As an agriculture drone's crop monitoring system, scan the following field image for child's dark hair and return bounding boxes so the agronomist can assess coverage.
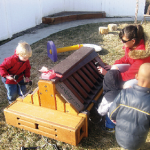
[119,25,144,46]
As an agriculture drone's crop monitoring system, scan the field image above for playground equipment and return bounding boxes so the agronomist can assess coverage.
[4,47,105,146]
[47,41,102,62]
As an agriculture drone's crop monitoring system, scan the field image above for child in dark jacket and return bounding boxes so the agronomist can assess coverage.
[109,63,150,150]
[0,41,32,104]
[97,69,122,132]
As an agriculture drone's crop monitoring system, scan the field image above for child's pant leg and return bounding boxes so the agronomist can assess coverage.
[4,84,18,101]
[114,64,130,73]
[105,114,115,129]
[18,80,26,96]
[114,64,138,88]
[4,80,26,102]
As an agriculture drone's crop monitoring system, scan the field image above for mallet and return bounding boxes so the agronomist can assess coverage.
[47,41,102,62]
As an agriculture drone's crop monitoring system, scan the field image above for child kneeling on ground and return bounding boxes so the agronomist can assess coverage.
[0,41,32,104]
[97,69,122,132]
[109,63,150,150]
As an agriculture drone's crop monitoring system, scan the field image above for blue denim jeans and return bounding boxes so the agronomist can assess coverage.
[105,114,115,129]
[2,77,26,103]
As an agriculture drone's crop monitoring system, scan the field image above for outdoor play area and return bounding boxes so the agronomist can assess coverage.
[1,20,150,150]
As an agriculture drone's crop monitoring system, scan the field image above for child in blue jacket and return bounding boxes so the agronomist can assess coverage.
[109,63,150,150]
[97,69,122,132]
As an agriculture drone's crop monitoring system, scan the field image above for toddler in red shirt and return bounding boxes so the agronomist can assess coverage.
[0,41,32,104]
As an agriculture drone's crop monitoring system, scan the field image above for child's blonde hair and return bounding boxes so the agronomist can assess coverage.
[16,41,32,57]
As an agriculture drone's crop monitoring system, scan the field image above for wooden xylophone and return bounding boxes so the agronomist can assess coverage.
[4,47,104,145]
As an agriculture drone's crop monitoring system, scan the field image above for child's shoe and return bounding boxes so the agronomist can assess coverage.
[8,100,14,104]
[101,125,115,133]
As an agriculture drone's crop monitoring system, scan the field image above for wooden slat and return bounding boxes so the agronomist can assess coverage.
[89,61,103,82]
[81,66,97,83]
[85,63,99,79]
[64,80,85,104]
[90,61,99,74]
[94,56,106,68]
[77,70,95,88]
[55,93,66,112]
[38,80,56,110]
[72,72,92,93]
[68,76,89,99]
[65,103,78,115]
[32,87,41,106]
[23,94,33,104]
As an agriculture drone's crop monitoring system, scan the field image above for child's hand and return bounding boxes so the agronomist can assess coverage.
[104,65,112,71]
[111,65,119,70]
[97,66,107,75]
[5,75,14,80]
[25,77,30,82]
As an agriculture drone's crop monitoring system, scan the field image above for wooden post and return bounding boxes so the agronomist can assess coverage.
[134,0,139,24]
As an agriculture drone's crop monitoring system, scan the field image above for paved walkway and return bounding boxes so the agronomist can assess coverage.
[0,17,137,64]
